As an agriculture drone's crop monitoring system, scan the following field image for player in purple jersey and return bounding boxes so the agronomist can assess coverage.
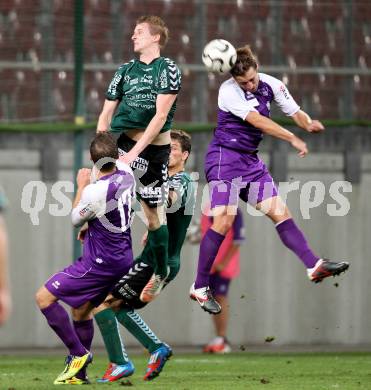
[190,45,349,314]
[35,133,135,384]
[91,130,194,383]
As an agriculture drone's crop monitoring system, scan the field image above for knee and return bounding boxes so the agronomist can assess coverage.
[262,196,291,223]
[269,208,292,224]
[147,220,159,230]
[72,303,93,321]
[71,308,85,321]
[104,296,122,311]
[221,219,234,233]
[35,286,53,309]
[72,311,92,322]
[144,206,164,230]
[212,218,234,235]
[147,214,161,230]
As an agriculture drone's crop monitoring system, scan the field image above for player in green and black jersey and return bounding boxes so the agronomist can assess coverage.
[96,16,182,301]
[135,130,194,286]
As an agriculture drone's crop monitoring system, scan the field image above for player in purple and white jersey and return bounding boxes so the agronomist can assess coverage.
[190,45,349,314]
[35,133,135,384]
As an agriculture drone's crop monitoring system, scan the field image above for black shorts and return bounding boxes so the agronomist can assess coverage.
[117,133,170,208]
[111,261,154,310]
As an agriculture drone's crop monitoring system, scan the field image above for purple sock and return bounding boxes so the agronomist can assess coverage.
[41,302,86,357]
[73,319,94,379]
[195,229,225,289]
[275,218,319,268]
[73,319,94,351]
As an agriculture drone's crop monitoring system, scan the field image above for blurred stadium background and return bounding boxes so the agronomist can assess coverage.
[1,0,371,122]
[1,0,371,352]
[0,0,370,122]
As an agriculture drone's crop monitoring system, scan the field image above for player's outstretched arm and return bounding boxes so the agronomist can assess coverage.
[291,110,324,133]
[246,111,308,157]
[120,93,177,164]
[96,99,119,133]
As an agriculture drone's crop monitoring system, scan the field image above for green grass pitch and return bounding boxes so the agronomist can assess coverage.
[0,352,370,389]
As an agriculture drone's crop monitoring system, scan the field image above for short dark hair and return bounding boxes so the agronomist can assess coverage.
[136,15,169,48]
[171,129,191,155]
[230,45,258,77]
[90,133,119,171]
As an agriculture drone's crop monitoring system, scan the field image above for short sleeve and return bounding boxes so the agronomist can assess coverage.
[218,79,258,120]
[262,74,300,116]
[232,208,245,243]
[105,66,125,101]
[169,173,188,208]
[158,58,181,94]
[71,183,106,227]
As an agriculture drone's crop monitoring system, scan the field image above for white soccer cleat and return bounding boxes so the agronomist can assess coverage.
[189,283,221,314]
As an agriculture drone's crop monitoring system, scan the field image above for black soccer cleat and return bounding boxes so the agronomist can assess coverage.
[307,258,350,283]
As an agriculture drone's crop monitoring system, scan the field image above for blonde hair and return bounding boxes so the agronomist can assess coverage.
[230,45,258,76]
[136,15,169,48]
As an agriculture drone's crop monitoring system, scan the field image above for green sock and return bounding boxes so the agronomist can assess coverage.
[147,225,169,278]
[135,243,155,269]
[115,308,162,354]
[167,255,181,283]
[94,308,129,365]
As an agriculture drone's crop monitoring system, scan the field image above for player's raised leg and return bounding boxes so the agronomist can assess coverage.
[259,195,350,282]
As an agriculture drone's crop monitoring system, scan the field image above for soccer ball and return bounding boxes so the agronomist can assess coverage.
[202,39,237,73]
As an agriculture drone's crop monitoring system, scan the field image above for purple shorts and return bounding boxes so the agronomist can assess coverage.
[45,257,132,309]
[209,273,231,297]
[205,143,278,209]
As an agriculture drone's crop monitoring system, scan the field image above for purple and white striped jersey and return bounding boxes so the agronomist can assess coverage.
[214,73,300,152]
[71,161,135,267]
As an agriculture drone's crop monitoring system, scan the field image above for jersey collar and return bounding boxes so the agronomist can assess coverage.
[137,56,162,66]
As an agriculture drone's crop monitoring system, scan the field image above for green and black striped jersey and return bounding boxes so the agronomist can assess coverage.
[106,57,181,134]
